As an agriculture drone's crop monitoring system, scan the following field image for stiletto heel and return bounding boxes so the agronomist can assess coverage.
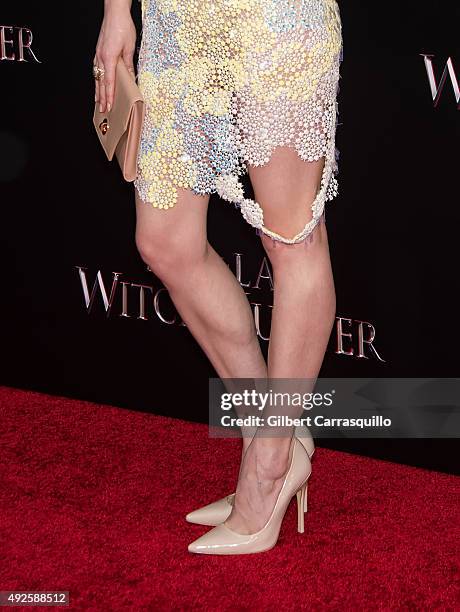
[188,438,312,555]
[296,481,308,533]
[186,425,315,526]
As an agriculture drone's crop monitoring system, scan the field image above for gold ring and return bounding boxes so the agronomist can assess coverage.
[93,65,105,81]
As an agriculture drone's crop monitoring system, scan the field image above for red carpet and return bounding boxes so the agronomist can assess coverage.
[0,386,458,610]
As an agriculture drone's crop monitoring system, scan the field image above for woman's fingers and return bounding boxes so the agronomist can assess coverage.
[122,47,135,77]
[94,53,108,113]
[98,49,134,112]
[93,55,100,104]
[98,66,107,113]
[101,56,117,113]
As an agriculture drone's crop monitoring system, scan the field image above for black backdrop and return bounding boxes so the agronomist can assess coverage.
[1,2,459,473]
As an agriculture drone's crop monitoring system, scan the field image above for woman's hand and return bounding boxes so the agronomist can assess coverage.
[94,7,136,113]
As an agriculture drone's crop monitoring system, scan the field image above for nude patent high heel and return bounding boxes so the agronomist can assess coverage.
[296,481,308,533]
[185,425,314,526]
[188,438,311,555]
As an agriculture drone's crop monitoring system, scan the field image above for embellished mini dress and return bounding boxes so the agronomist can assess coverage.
[134,0,343,244]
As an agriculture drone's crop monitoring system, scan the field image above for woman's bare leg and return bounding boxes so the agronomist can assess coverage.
[226,147,336,534]
[135,188,266,445]
[135,188,267,379]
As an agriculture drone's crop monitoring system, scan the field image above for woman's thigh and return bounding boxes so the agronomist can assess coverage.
[248,147,325,242]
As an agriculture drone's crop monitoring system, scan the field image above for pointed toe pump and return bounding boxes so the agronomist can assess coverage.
[185,495,235,527]
[188,437,312,555]
[186,425,314,527]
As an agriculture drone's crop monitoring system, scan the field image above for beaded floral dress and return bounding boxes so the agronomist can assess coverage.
[134,0,343,244]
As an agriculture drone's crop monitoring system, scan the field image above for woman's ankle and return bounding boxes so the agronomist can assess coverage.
[251,436,293,481]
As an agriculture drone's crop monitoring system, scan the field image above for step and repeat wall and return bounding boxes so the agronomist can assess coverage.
[1,2,459,471]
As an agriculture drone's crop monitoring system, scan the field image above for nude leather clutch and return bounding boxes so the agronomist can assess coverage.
[93,57,145,182]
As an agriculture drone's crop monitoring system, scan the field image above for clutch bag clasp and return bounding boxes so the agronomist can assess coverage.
[99,118,109,135]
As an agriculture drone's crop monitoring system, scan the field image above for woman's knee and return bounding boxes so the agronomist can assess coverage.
[262,223,335,313]
[135,229,207,281]
[134,190,209,281]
